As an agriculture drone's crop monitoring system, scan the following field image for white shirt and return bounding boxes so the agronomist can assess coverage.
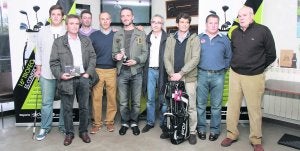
[149,32,162,67]
[35,24,66,79]
[68,34,85,73]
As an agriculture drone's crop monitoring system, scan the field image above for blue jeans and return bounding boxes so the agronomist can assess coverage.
[146,68,167,127]
[196,69,225,134]
[39,76,64,131]
[61,77,90,135]
[118,69,142,126]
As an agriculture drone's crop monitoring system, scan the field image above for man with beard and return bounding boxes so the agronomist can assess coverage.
[112,7,148,136]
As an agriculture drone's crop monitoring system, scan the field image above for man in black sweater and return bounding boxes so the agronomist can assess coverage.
[89,11,117,134]
[221,6,276,151]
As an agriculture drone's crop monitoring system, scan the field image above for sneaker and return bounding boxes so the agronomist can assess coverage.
[36,129,48,141]
[90,125,101,134]
[221,138,237,147]
[188,134,197,145]
[142,124,154,133]
[106,124,114,132]
[253,144,264,151]
[131,126,140,136]
[197,131,206,140]
[208,133,219,141]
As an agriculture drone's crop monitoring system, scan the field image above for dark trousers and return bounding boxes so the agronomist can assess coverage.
[118,69,142,126]
[61,77,90,135]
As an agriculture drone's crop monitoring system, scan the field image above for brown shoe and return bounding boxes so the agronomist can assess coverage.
[107,124,114,132]
[221,138,237,147]
[90,125,101,134]
[253,144,264,151]
[63,134,74,146]
[79,132,91,143]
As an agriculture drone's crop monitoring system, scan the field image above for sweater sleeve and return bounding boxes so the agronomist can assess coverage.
[35,29,43,66]
[224,36,232,69]
[264,27,277,68]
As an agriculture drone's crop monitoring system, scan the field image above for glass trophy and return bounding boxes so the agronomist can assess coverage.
[65,65,80,77]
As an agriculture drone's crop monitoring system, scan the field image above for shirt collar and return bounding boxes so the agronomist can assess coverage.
[175,31,190,41]
[80,27,93,34]
[202,31,222,38]
[100,27,112,35]
[68,33,79,40]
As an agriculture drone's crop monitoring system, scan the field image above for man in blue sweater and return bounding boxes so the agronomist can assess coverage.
[89,11,117,134]
[196,14,232,142]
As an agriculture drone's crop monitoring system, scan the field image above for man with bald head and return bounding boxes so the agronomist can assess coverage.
[221,6,276,151]
[89,11,117,134]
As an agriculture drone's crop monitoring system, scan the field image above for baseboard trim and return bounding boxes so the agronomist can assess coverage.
[263,117,300,129]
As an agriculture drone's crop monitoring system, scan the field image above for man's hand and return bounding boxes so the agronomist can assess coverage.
[82,73,89,78]
[35,65,41,78]
[114,50,125,61]
[136,25,144,31]
[123,59,137,66]
[61,73,73,80]
[169,73,182,81]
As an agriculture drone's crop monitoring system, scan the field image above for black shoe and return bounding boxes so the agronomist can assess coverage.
[142,124,154,133]
[79,132,91,143]
[119,126,128,135]
[160,132,169,139]
[188,134,197,145]
[197,131,206,140]
[132,126,140,136]
[209,133,219,141]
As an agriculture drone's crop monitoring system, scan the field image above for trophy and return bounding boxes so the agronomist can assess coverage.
[65,65,80,77]
[120,48,128,63]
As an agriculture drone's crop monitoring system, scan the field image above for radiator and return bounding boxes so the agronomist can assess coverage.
[263,91,300,124]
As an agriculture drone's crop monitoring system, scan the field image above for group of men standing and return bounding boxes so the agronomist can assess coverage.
[34,4,276,151]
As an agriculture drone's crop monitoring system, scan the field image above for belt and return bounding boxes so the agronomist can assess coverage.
[149,67,159,70]
[200,68,224,73]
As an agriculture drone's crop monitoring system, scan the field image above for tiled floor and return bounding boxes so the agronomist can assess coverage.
[0,115,299,151]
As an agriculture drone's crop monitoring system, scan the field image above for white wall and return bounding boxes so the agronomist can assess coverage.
[76,0,100,29]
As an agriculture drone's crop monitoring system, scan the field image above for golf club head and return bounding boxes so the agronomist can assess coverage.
[222,5,229,12]
[20,22,28,27]
[225,21,231,26]
[209,10,217,15]
[221,23,229,29]
[33,25,40,31]
[19,10,27,15]
[37,22,44,26]
[19,23,28,30]
[33,6,40,12]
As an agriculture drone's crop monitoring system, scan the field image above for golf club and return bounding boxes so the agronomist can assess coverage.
[221,21,231,31]
[33,25,40,31]
[19,23,28,30]
[37,22,43,27]
[33,6,40,25]
[222,5,229,23]
[209,10,217,15]
[20,10,31,29]
[32,84,39,140]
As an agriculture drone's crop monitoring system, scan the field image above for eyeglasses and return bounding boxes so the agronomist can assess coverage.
[151,21,163,25]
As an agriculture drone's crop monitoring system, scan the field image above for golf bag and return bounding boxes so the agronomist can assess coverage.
[164,81,190,145]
